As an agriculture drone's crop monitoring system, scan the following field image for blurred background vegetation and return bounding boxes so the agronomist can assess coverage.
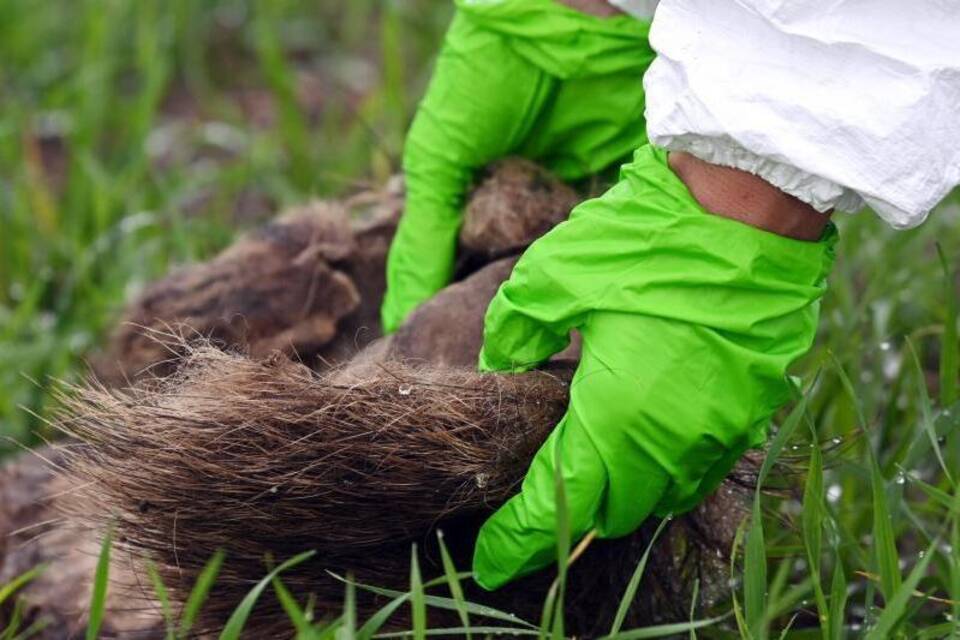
[0,0,451,453]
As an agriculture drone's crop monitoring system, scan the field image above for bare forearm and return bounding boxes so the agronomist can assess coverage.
[668,152,831,242]
[555,0,624,17]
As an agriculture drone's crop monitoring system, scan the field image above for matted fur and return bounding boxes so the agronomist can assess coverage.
[55,344,580,633]
[53,343,748,636]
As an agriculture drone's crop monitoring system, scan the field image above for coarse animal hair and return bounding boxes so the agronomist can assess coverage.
[55,342,579,634]
[53,341,750,636]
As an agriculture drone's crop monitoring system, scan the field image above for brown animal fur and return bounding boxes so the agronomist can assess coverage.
[56,345,749,636]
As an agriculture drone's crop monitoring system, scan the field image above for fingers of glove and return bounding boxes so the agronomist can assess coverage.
[382,17,553,333]
[477,192,626,371]
[382,214,460,332]
[478,279,578,372]
[576,310,772,523]
[565,356,672,539]
[654,443,751,518]
[472,411,607,591]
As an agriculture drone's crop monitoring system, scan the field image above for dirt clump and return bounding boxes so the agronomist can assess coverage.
[94,160,579,383]
[459,158,581,258]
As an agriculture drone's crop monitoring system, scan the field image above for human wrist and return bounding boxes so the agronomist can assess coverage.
[667,151,831,242]
[555,0,624,17]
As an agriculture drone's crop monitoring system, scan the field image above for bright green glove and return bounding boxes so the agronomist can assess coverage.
[472,145,838,590]
[380,0,655,333]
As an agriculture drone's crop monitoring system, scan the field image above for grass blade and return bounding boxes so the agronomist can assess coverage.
[864,539,938,639]
[599,614,728,639]
[0,565,46,607]
[802,420,828,635]
[744,393,810,639]
[219,550,316,640]
[373,627,540,638]
[730,520,749,639]
[831,356,904,604]
[688,579,700,640]
[271,577,311,636]
[178,549,225,639]
[744,494,767,640]
[869,446,902,603]
[907,338,953,485]
[85,528,112,640]
[610,517,672,634]
[2,596,24,640]
[951,517,960,637]
[146,561,175,640]
[906,471,958,513]
[552,441,570,640]
[540,441,571,639]
[937,244,958,408]
[342,571,357,640]
[357,594,410,640]
[409,545,426,640]
[436,530,470,636]
[328,573,537,629]
[828,551,847,640]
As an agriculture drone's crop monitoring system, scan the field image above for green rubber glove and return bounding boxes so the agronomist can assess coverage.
[380,0,655,333]
[473,145,838,590]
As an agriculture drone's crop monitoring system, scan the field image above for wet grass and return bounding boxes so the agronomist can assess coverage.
[2,0,960,636]
[0,0,449,452]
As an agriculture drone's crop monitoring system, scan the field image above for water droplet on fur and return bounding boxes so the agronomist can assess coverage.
[270,485,279,494]
[398,384,412,396]
[475,473,489,489]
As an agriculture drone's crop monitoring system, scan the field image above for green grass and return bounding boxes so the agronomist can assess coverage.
[0,0,450,453]
[3,0,960,637]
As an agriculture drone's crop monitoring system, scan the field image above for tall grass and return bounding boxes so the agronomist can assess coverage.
[2,0,960,636]
[0,0,450,453]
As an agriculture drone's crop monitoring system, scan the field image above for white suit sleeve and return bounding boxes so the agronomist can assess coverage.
[643,0,960,228]
[607,0,658,19]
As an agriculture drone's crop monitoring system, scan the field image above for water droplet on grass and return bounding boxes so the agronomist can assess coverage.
[827,484,843,503]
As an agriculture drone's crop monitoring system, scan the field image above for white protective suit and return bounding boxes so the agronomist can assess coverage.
[609,0,960,228]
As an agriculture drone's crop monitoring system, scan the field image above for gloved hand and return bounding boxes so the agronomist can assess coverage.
[473,145,838,589]
[380,0,655,333]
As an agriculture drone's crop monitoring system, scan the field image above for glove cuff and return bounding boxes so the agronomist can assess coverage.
[454,0,654,79]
